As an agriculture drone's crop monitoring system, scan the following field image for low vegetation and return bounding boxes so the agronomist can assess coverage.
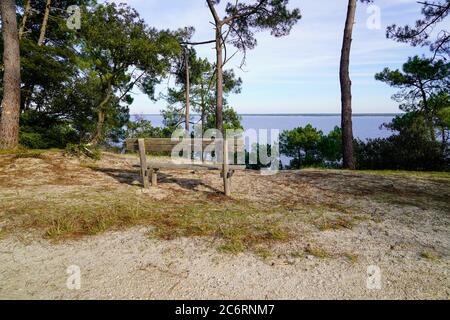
[1,151,449,259]
[1,186,296,255]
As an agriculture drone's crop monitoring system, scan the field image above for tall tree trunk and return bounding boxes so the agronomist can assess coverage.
[206,0,224,133]
[19,0,32,39]
[184,48,190,133]
[201,98,206,161]
[91,85,112,146]
[340,0,357,170]
[419,85,436,142]
[0,0,22,150]
[215,26,224,133]
[38,0,51,46]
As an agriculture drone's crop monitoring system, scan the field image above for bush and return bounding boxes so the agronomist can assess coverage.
[19,132,48,149]
[355,136,447,171]
[125,118,170,139]
[355,114,449,171]
[19,110,79,149]
[280,125,342,169]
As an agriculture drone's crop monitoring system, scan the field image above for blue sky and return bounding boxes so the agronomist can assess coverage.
[110,0,434,114]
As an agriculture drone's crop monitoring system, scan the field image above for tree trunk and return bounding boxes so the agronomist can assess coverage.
[38,0,51,46]
[215,25,224,133]
[19,0,32,39]
[340,0,357,170]
[200,83,206,132]
[419,85,436,142]
[90,85,112,146]
[0,0,22,150]
[184,48,190,133]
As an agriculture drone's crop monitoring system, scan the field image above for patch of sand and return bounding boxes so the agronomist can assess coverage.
[0,151,448,299]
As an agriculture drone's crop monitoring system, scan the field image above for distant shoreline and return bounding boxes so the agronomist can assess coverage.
[132,113,400,117]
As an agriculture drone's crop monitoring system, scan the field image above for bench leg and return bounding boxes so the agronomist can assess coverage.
[138,139,149,189]
[142,168,150,189]
[223,169,231,196]
[151,169,158,187]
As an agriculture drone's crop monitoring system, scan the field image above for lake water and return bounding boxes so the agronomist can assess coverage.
[134,114,396,141]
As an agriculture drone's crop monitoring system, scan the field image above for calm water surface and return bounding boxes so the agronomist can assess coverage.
[134,114,396,141]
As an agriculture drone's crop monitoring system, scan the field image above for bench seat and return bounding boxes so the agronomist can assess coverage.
[126,137,246,196]
[145,161,246,171]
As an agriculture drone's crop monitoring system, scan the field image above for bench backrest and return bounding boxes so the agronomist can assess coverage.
[125,138,245,154]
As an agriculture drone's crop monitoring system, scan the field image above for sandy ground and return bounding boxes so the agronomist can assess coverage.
[0,152,449,299]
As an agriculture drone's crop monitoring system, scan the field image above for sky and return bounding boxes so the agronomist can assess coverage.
[109,0,437,115]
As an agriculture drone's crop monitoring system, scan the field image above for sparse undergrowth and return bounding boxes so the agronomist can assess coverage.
[304,244,330,259]
[1,150,449,259]
[420,250,440,261]
[0,187,296,255]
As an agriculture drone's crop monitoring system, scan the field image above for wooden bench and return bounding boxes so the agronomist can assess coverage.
[125,137,246,196]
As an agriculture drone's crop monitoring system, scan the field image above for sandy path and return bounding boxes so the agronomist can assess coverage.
[0,225,448,300]
[0,152,448,299]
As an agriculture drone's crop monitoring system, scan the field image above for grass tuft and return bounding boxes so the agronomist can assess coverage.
[305,245,330,259]
[315,216,355,231]
[420,250,440,261]
[343,252,359,263]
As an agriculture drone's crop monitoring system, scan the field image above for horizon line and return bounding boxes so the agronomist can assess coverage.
[131,113,401,117]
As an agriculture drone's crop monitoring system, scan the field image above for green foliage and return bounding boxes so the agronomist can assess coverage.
[163,50,243,133]
[245,143,272,170]
[386,0,449,58]
[318,127,343,163]
[371,55,449,171]
[3,1,181,149]
[125,118,171,139]
[19,110,78,149]
[223,0,302,51]
[206,105,243,132]
[78,3,180,144]
[280,124,323,168]
[355,113,448,171]
[375,56,449,142]
[280,125,342,169]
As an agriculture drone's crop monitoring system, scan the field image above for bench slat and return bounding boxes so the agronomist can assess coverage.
[133,162,246,171]
[126,138,245,154]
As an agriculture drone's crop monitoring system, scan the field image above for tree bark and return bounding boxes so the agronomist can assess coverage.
[340,0,357,170]
[90,84,112,146]
[184,48,190,133]
[215,25,224,133]
[418,83,436,142]
[206,0,224,133]
[38,0,51,46]
[0,0,22,150]
[19,0,32,39]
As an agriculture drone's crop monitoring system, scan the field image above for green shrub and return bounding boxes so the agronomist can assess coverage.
[19,110,79,149]
[19,132,49,149]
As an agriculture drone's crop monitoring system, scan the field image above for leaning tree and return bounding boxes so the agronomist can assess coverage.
[185,0,301,133]
[79,3,180,146]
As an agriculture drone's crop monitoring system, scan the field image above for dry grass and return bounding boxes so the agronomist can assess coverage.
[420,250,440,261]
[0,186,296,255]
[1,150,449,257]
[304,244,330,259]
[343,252,359,264]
